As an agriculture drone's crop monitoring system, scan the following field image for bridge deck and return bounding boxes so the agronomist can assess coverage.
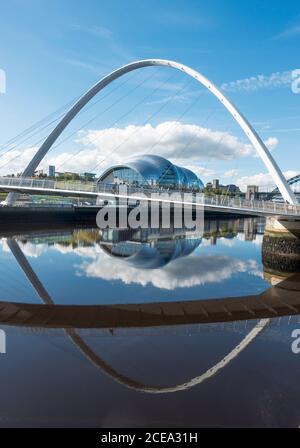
[0,177,299,218]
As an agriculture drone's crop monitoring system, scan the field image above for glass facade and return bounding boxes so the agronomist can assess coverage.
[98,154,204,191]
[111,168,146,186]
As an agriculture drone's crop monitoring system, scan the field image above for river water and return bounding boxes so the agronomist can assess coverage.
[0,216,299,427]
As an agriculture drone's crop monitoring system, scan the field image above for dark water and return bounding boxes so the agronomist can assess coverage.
[0,217,299,428]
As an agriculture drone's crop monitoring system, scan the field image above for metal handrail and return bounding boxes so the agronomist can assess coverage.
[0,176,299,216]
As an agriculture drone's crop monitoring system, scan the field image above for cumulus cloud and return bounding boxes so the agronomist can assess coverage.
[0,146,38,176]
[77,122,255,164]
[0,122,279,182]
[224,169,239,178]
[237,170,298,192]
[263,137,278,151]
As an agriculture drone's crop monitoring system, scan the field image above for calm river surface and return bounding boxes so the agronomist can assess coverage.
[0,216,299,427]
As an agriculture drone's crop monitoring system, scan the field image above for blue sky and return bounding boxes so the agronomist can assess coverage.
[0,0,299,190]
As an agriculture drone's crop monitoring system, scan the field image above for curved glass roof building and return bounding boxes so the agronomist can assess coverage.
[98,154,204,191]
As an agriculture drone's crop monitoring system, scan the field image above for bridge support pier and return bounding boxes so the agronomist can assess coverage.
[263,217,300,277]
[265,216,300,238]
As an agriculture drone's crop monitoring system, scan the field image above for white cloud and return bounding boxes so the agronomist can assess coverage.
[0,146,38,176]
[184,164,215,179]
[221,70,295,92]
[264,137,278,151]
[74,121,254,169]
[0,122,278,180]
[79,253,261,290]
[237,170,298,192]
[224,169,239,178]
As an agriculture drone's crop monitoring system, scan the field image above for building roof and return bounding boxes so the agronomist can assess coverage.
[98,154,203,189]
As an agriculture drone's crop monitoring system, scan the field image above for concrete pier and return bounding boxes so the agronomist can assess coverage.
[265,216,300,237]
[263,218,300,274]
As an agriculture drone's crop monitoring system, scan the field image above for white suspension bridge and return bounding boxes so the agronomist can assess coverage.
[0,58,299,224]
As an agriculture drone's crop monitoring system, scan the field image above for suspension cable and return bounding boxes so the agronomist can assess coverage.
[50,70,162,172]
[0,72,145,173]
[89,77,194,174]
[0,71,140,164]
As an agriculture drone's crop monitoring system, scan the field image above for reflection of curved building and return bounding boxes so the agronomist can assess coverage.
[99,227,202,269]
[98,154,204,191]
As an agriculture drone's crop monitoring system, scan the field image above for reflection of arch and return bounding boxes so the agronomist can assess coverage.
[5,239,291,394]
[67,320,269,394]
[6,59,296,205]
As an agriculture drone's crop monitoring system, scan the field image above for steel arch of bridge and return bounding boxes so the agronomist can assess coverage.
[271,174,300,194]
[6,59,297,205]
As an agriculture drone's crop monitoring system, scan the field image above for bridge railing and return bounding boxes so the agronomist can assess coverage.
[203,194,300,215]
[0,176,98,193]
[0,176,299,216]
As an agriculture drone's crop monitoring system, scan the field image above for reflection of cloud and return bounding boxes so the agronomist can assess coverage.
[79,254,262,290]
[218,238,236,248]
[2,238,263,290]
[0,239,48,258]
[17,243,48,258]
[52,244,102,259]
[0,240,102,260]
[0,239,11,253]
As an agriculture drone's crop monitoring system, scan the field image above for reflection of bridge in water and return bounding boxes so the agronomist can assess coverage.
[1,225,299,394]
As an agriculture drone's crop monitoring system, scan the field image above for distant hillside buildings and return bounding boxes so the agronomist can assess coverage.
[205,178,241,195]
[10,164,266,200]
[35,166,97,182]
